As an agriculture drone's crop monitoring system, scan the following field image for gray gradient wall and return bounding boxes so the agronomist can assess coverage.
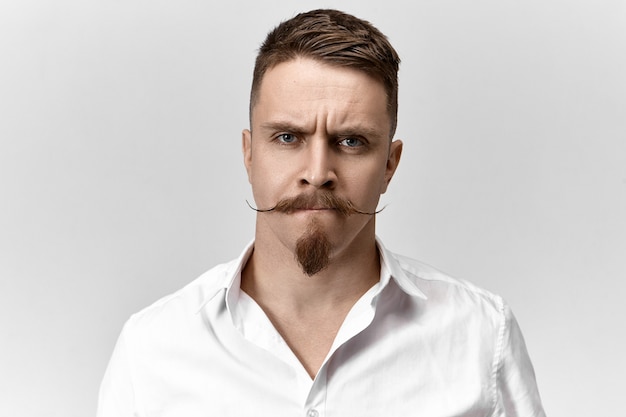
[1,1,624,416]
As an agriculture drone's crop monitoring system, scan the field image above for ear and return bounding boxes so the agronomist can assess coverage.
[381,139,402,194]
[242,129,253,183]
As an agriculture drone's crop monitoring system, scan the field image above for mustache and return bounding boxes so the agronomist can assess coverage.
[246,192,385,216]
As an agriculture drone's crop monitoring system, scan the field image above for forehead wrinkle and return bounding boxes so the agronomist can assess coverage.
[259,115,382,141]
[253,59,389,139]
[324,104,385,140]
[258,107,385,142]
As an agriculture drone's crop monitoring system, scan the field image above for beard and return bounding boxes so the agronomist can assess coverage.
[295,220,331,276]
[246,190,381,275]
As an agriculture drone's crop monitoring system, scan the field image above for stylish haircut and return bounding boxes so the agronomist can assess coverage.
[250,9,401,138]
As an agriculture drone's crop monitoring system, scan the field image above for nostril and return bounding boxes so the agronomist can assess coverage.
[299,178,335,189]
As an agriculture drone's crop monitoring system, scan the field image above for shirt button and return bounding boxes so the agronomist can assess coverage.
[307,409,319,417]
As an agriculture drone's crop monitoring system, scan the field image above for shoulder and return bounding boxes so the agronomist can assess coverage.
[122,258,236,337]
[387,250,507,322]
[393,252,500,298]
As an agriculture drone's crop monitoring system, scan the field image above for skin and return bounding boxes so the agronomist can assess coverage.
[241,57,402,378]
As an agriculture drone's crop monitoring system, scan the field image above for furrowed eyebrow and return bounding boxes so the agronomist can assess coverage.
[259,121,384,140]
[332,127,382,139]
[259,122,307,135]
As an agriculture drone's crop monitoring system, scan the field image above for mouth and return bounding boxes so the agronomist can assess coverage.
[294,207,335,212]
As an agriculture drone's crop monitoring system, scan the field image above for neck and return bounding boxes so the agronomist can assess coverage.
[241,223,380,315]
[240,218,380,379]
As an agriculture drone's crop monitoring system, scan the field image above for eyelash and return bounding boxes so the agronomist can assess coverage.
[276,133,297,144]
[273,134,367,150]
[338,137,364,148]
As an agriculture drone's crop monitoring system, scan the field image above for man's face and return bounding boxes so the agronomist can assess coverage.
[242,57,402,271]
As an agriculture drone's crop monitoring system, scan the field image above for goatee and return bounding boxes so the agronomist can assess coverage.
[295,222,331,276]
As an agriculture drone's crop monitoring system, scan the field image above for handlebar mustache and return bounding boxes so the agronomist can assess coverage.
[246,192,385,216]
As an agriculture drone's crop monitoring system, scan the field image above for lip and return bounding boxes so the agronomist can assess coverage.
[302,207,334,210]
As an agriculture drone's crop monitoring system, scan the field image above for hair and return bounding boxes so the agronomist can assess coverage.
[250,9,401,138]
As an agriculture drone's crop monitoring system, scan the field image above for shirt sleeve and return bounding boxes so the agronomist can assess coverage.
[97,321,140,417]
[495,303,546,417]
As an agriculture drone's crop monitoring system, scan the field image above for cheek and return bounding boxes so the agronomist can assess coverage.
[343,163,388,203]
[250,158,291,203]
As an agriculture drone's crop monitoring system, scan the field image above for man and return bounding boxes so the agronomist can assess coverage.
[98,9,545,416]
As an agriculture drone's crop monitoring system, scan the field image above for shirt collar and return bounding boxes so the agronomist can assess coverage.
[196,237,427,313]
[195,240,254,313]
[376,237,428,300]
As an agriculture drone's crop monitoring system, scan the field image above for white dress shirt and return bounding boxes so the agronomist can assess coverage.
[98,239,545,417]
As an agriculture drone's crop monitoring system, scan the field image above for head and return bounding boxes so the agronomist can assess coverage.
[250,9,400,138]
[243,10,403,276]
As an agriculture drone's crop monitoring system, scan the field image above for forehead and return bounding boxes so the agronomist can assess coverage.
[252,58,390,134]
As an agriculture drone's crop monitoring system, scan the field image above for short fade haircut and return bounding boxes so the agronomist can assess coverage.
[250,9,401,138]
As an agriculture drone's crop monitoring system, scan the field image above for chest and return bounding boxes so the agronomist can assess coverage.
[134,316,497,417]
[268,312,347,379]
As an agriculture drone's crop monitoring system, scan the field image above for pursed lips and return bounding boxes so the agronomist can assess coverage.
[296,207,335,211]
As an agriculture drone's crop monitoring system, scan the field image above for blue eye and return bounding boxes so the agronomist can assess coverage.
[339,137,363,147]
[277,133,297,144]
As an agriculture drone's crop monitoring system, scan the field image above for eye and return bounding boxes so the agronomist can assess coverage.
[338,137,364,148]
[276,133,297,144]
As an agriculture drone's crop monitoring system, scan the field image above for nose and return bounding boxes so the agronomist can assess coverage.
[300,139,337,189]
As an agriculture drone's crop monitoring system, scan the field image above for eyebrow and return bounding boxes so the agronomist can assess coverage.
[259,121,307,135]
[258,121,385,140]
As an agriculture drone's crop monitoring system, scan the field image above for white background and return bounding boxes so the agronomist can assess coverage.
[1,1,624,416]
